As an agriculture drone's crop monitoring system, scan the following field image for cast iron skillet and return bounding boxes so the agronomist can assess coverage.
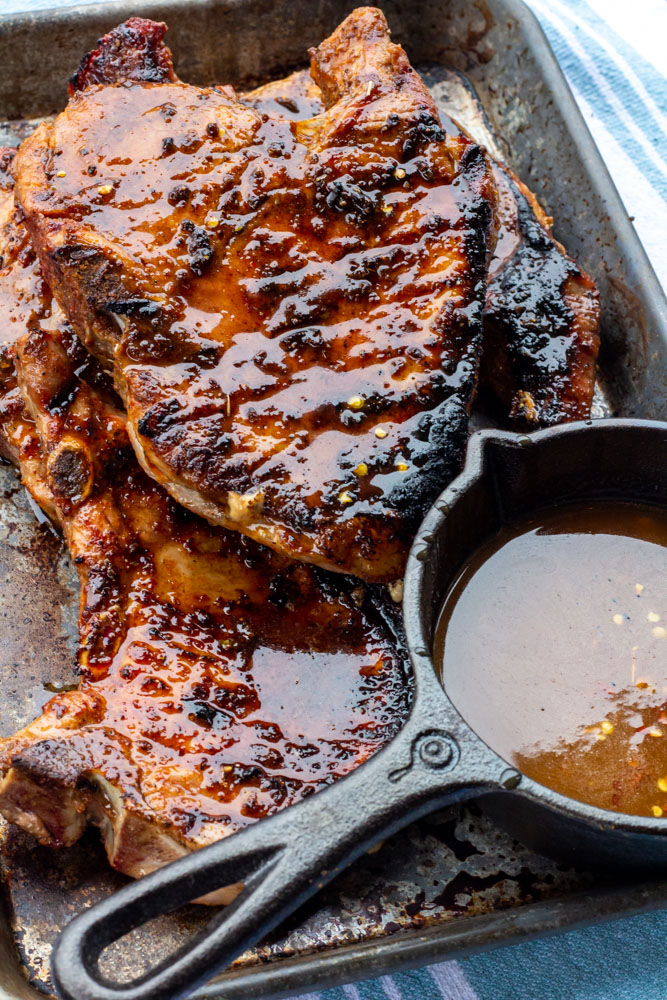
[52,419,667,1000]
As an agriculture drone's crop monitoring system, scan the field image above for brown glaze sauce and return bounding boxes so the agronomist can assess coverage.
[0,323,412,849]
[435,502,667,817]
[15,12,497,580]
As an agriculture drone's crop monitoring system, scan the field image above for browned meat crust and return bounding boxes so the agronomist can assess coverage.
[68,16,177,94]
[0,149,23,464]
[15,8,497,582]
[0,143,410,900]
[0,10,599,896]
[0,150,62,481]
[242,70,323,120]
[480,162,600,426]
[0,146,111,481]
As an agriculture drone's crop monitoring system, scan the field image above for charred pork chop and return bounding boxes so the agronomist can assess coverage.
[0,37,410,899]
[0,148,29,466]
[68,16,177,93]
[480,162,600,426]
[15,8,497,582]
[0,320,410,900]
[244,71,600,428]
[0,147,103,506]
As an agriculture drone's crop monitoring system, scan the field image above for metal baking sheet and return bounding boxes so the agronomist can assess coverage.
[0,1,665,997]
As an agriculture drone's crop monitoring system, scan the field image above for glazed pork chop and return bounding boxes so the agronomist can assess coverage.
[244,71,600,428]
[0,321,410,900]
[0,147,105,508]
[0,34,410,899]
[68,15,177,93]
[0,148,31,467]
[14,8,497,582]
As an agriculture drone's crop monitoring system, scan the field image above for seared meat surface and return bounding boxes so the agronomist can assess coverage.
[0,153,61,536]
[0,318,410,898]
[0,148,27,465]
[0,148,99,488]
[242,69,323,120]
[0,71,410,896]
[480,162,599,426]
[68,16,177,94]
[15,7,497,582]
[244,71,601,428]
[0,9,602,895]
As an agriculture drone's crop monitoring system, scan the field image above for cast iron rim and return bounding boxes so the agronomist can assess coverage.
[403,417,667,839]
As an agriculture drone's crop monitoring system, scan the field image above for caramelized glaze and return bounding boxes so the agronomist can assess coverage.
[0,149,38,463]
[243,69,601,432]
[0,8,604,895]
[242,69,324,121]
[0,322,411,884]
[15,8,497,581]
[68,16,177,94]
[436,502,667,817]
[0,128,411,890]
[0,149,110,502]
[0,149,66,520]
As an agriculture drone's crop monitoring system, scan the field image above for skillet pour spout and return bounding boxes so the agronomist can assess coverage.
[52,420,667,1000]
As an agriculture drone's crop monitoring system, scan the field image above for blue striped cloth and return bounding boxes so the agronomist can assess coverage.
[0,0,665,998]
[527,0,667,287]
[294,909,667,1000]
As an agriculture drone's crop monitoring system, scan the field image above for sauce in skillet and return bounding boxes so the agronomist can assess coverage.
[435,502,667,817]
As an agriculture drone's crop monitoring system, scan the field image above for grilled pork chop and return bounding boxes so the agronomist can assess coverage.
[244,71,600,428]
[0,148,98,507]
[15,8,497,582]
[0,321,410,899]
[0,148,28,466]
[0,46,410,900]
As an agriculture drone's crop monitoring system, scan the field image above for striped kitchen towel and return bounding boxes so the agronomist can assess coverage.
[527,0,667,286]
[293,907,666,1000]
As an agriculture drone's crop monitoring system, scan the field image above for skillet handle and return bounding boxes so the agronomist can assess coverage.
[52,722,504,1000]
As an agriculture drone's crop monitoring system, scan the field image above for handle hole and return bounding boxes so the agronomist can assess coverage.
[98,904,215,985]
[75,845,282,991]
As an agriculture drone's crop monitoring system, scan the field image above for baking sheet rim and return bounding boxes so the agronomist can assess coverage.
[0,0,665,996]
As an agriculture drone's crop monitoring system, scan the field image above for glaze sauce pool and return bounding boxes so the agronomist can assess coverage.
[435,501,667,817]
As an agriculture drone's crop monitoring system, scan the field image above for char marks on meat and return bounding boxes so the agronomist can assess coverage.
[69,16,177,94]
[15,7,498,582]
[244,71,601,430]
[0,39,411,895]
[0,9,601,892]
[0,318,410,902]
[481,162,600,426]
